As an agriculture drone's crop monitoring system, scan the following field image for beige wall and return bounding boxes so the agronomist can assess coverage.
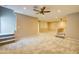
[66,13,79,39]
[16,13,39,39]
[39,19,66,33]
[39,21,48,32]
[48,22,58,32]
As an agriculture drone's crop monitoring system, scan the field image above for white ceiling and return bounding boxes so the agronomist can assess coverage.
[2,5,79,21]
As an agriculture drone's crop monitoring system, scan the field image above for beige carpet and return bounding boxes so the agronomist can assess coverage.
[0,32,79,54]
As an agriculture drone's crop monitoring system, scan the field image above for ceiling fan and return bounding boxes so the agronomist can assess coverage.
[33,6,51,15]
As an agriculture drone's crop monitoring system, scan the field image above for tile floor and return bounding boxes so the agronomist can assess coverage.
[0,32,79,54]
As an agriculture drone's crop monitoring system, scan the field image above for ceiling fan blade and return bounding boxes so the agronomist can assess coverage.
[44,11,51,13]
[33,9,40,12]
[36,13,39,14]
[41,6,46,11]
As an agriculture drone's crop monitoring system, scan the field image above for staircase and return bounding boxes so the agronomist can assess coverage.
[0,34,15,44]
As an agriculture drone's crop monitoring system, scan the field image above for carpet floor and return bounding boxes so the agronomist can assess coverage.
[0,32,79,54]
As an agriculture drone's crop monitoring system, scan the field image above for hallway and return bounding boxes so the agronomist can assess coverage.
[0,32,78,54]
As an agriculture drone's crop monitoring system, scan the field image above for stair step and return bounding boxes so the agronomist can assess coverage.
[0,34,14,37]
[0,34,15,42]
[0,36,15,39]
[0,39,15,43]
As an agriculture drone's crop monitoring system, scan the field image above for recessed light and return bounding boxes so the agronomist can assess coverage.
[23,7,26,10]
[57,9,61,13]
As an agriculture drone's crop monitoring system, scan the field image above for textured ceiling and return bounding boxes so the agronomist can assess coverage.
[2,5,79,21]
